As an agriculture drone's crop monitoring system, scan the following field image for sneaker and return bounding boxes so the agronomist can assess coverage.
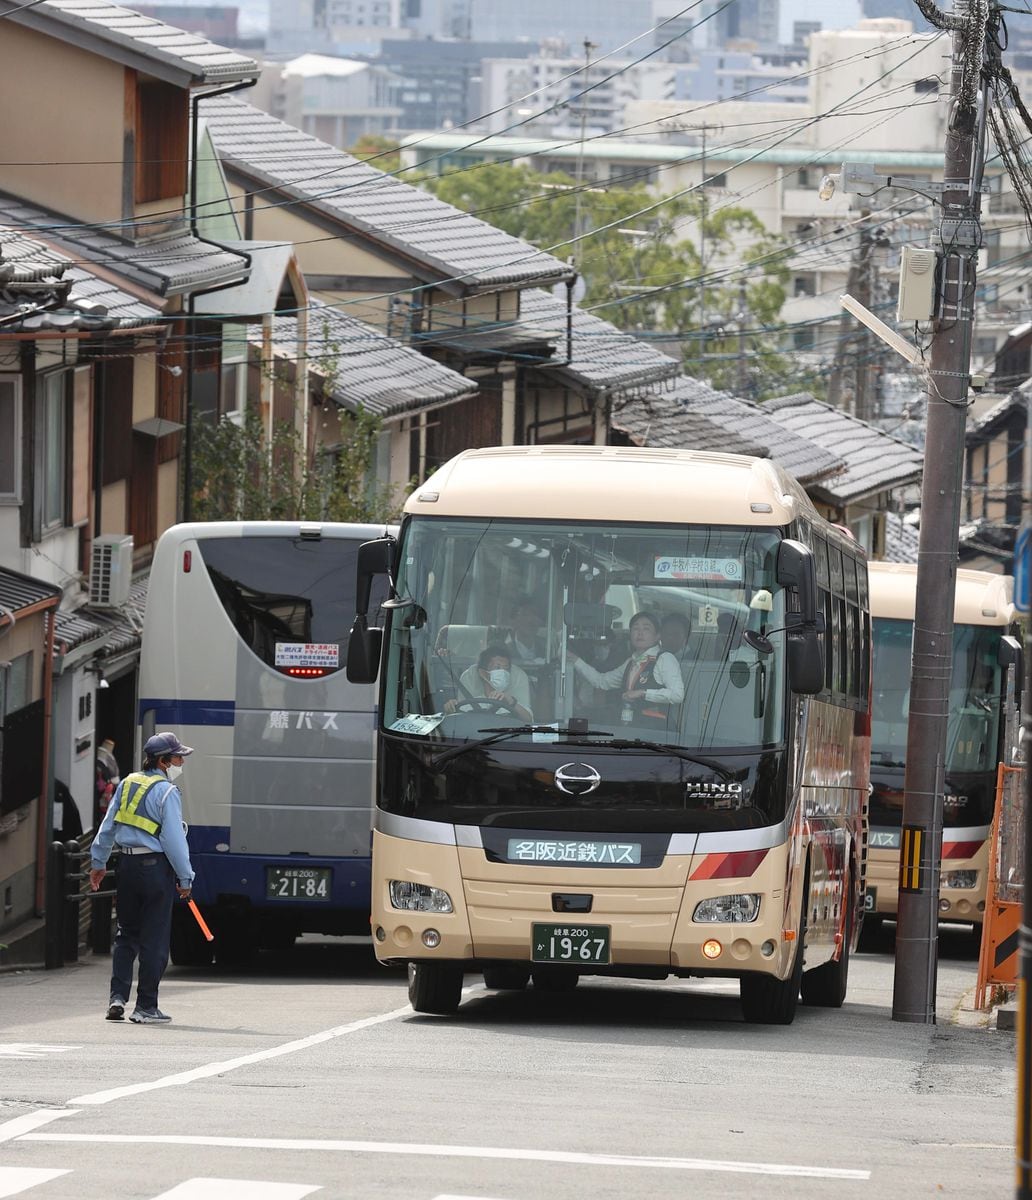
[105,1002,125,1021]
[129,1008,171,1024]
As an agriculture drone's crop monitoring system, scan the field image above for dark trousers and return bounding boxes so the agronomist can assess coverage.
[110,853,175,1011]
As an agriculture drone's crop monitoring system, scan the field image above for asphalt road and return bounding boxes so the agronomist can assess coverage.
[0,922,1014,1199]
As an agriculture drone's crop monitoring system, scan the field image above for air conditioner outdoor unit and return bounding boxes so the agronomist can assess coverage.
[90,534,133,608]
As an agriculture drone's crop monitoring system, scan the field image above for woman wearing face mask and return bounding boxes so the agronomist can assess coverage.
[88,731,195,1025]
[446,645,534,721]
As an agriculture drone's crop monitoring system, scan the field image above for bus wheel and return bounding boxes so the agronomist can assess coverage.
[740,902,806,1025]
[801,899,851,1008]
[531,968,579,992]
[170,906,213,967]
[483,965,530,990]
[408,962,463,1014]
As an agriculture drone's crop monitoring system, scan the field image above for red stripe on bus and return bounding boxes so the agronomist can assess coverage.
[690,848,769,881]
[941,840,983,859]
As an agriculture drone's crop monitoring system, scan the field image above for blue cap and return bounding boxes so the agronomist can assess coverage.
[144,731,194,758]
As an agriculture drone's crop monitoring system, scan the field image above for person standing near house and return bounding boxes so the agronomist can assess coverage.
[95,736,120,821]
[89,732,195,1024]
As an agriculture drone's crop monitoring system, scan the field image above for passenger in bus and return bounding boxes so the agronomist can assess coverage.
[659,613,693,683]
[501,596,551,665]
[444,645,534,721]
[88,731,196,1025]
[569,611,684,728]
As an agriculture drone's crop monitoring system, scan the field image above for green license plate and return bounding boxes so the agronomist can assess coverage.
[266,866,331,901]
[532,923,611,964]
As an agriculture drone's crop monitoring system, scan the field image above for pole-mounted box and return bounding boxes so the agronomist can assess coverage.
[896,245,938,322]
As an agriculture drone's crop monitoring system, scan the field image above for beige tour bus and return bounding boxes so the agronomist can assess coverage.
[867,562,1021,934]
[348,446,871,1024]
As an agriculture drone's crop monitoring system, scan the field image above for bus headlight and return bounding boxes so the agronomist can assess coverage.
[692,893,761,923]
[941,870,977,890]
[389,880,454,913]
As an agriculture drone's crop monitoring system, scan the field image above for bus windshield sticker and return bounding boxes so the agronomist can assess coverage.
[532,723,560,743]
[654,556,743,582]
[275,642,340,669]
[388,713,446,735]
[508,838,642,865]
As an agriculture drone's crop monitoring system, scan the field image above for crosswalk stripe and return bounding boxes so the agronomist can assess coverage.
[151,1180,320,1199]
[0,1110,75,1144]
[21,1133,870,1180]
[0,1168,71,1198]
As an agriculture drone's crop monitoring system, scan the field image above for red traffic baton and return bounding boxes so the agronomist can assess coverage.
[188,898,214,942]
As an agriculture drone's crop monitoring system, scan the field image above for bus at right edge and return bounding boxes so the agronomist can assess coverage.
[867,562,1022,938]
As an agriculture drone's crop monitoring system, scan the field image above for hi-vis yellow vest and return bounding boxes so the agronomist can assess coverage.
[112,773,166,836]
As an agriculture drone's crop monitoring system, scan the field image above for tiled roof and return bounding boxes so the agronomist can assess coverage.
[0,227,161,332]
[763,393,923,503]
[611,389,766,456]
[20,0,258,84]
[260,301,477,420]
[0,567,61,615]
[883,511,920,563]
[202,95,575,291]
[0,194,249,298]
[968,388,1026,438]
[519,290,681,395]
[670,376,844,485]
[54,576,147,662]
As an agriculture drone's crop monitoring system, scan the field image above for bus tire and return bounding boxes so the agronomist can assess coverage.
[801,894,851,1008]
[740,895,806,1025]
[408,962,463,1014]
[483,965,530,990]
[170,906,213,967]
[531,968,579,992]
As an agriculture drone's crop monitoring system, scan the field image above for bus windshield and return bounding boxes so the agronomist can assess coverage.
[871,618,1004,772]
[383,518,787,753]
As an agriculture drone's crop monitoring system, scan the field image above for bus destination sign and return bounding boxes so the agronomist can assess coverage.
[274,642,340,669]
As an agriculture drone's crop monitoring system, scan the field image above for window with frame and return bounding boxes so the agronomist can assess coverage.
[0,376,20,502]
[38,371,69,532]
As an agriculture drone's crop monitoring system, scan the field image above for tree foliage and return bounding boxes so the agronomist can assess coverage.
[425,162,798,397]
[190,404,401,523]
[349,135,402,174]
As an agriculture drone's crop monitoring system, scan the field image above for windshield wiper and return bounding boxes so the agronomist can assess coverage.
[600,739,738,778]
[429,727,614,773]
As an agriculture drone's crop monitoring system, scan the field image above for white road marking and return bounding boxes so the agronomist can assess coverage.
[20,1133,870,1180]
[433,1195,509,1199]
[0,1168,71,1198]
[66,1004,415,1106]
[0,1044,82,1060]
[0,1110,76,1145]
[151,1180,320,1199]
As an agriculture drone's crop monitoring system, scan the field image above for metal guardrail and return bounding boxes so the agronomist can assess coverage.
[44,838,116,970]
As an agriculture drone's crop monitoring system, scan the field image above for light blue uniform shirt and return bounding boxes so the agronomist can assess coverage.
[90,768,195,888]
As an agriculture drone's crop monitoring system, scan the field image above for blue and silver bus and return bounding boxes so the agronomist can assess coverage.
[140,521,390,963]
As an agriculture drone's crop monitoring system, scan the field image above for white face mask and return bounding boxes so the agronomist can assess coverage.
[166,764,183,782]
[487,668,511,691]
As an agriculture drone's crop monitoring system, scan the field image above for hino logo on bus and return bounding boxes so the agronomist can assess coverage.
[554,762,602,796]
[686,781,744,808]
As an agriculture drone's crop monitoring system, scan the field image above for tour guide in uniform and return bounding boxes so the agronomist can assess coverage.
[89,731,195,1024]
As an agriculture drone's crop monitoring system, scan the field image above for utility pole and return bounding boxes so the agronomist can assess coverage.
[828,211,876,419]
[892,0,988,1024]
[572,37,598,260]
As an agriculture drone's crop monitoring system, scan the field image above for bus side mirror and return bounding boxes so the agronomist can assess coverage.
[999,634,1023,704]
[355,537,395,616]
[776,539,818,624]
[786,615,825,695]
[777,540,824,694]
[346,614,382,684]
